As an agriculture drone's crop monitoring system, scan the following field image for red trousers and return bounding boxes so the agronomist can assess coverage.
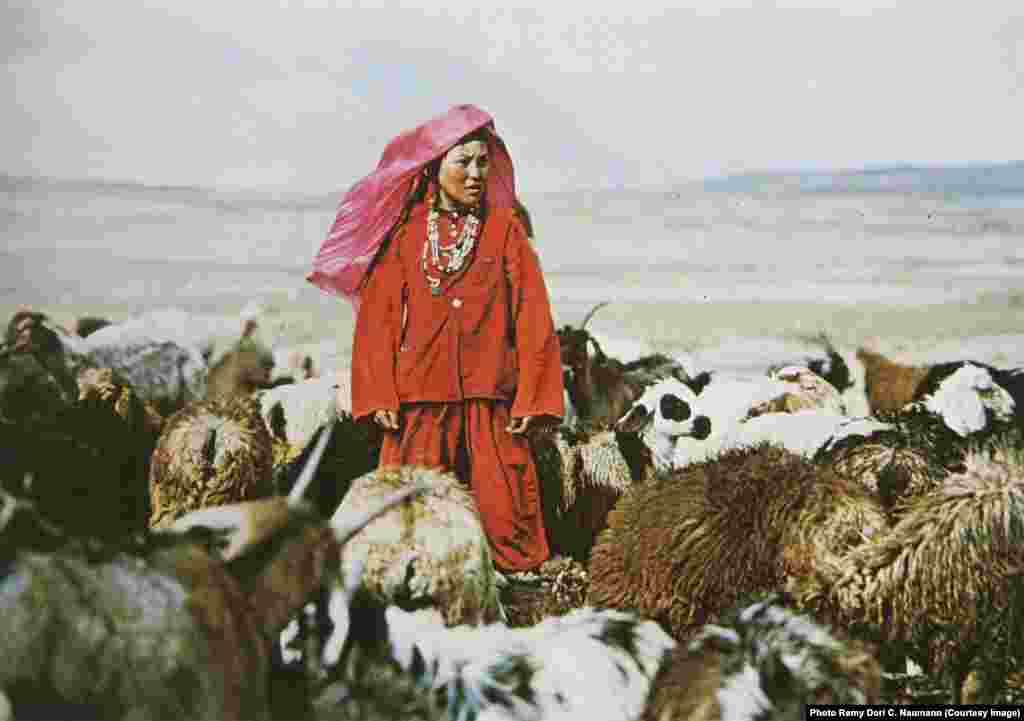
[379,399,550,572]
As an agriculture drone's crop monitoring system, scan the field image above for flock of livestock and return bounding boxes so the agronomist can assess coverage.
[2,300,1024,720]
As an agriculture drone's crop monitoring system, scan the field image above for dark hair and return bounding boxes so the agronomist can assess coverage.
[455,126,491,147]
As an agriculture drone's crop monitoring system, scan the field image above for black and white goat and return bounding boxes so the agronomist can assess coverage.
[314,561,677,721]
[912,361,1021,437]
[311,574,880,721]
[617,376,891,474]
[615,378,713,473]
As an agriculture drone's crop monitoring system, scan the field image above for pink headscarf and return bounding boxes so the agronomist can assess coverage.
[306,104,518,309]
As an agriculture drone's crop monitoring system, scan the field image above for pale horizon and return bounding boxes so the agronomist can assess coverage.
[6,159,1024,200]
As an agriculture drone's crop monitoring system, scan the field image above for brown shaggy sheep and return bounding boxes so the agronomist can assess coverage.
[149,395,275,529]
[804,444,1024,704]
[586,445,889,642]
[814,404,969,518]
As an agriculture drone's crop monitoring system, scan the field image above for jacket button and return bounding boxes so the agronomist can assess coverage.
[451,298,462,308]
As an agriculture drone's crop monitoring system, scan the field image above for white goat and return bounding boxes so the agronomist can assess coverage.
[258,375,342,449]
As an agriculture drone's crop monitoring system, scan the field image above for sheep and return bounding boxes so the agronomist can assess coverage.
[814,405,969,512]
[705,411,893,465]
[530,389,711,565]
[586,445,889,643]
[314,564,677,721]
[0,431,427,721]
[643,594,881,721]
[330,465,504,627]
[0,310,81,428]
[306,571,880,721]
[812,361,1018,514]
[82,321,209,416]
[532,428,640,565]
[498,554,590,628]
[71,367,163,534]
[148,394,275,529]
[747,365,846,417]
[688,333,853,390]
[801,443,1024,704]
[77,366,164,435]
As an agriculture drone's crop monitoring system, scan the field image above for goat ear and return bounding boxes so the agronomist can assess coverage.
[586,336,606,361]
[616,405,651,434]
[687,371,713,395]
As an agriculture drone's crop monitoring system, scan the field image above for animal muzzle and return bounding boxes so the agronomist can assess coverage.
[690,415,712,440]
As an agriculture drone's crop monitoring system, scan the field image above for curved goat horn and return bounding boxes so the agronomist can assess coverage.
[287,417,337,507]
[581,301,610,330]
[332,480,430,545]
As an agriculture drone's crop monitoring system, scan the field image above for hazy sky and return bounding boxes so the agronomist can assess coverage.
[3,1,1022,193]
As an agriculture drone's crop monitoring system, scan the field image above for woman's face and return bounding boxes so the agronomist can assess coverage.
[437,140,489,210]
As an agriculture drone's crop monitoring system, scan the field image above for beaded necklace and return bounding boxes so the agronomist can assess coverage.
[421,192,482,295]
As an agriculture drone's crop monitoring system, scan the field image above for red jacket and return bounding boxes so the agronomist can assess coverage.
[351,204,564,422]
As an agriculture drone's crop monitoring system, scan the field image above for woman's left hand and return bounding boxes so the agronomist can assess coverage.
[507,415,532,434]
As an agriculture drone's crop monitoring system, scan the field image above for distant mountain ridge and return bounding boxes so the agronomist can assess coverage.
[6,161,1024,201]
[702,161,1024,195]
[0,172,338,211]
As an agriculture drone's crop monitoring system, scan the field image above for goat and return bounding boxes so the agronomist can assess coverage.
[558,302,695,430]
[644,594,881,720]
[617,371,871,474]
[314,561,676,721]
[0,423,426,721]
[311,571,878,720]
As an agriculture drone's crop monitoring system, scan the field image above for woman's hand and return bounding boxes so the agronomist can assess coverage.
[506,415,533,435]
[373,409,400,431]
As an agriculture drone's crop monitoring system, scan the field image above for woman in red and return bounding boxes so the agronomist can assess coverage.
[308,106,563,573]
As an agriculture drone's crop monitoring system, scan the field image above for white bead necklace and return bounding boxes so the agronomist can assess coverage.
[422,205,481,295]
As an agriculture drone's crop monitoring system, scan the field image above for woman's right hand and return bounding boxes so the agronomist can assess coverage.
[373,409,400,431]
